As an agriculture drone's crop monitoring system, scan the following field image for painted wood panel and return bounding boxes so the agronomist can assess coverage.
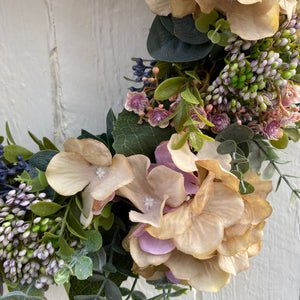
[0,1,299,300]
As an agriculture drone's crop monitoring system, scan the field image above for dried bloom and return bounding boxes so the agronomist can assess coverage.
[280,111,300,127]
[123,136,272,292]
[46,138,134,226]
[209,113,231,134]
[145,0,297,40]
[262,120,283,140]
[146,106,172,128]
[281,84,300,107]
[125,91,150,114]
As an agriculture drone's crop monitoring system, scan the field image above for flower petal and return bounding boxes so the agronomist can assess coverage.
[80,184,95,227]
[196,160,240,193]
[91,154,134,200]
[129,236,171,268]
[218,251,249,276]
[139,231,175,255]
[247,240,263,257]
[173,212,224,256]
[92,192,115,215]
[279,0,297,19]
[167,134,198,172]
[46,152,92,196]
[148,165,186,207]
[203,182,244,228]
[132,263,167,280]
[154,141,173,165]
[146,202,192,239]
[63,137,112,166]
[188,257,231,292]
[145,0,171,16]
[169,0,197,17]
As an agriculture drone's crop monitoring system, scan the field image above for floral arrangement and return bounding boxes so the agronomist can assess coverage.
[0,1,300,299]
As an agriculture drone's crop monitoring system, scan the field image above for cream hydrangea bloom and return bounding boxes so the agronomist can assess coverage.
[45,138,134,227]
[123,135,272,292]
[145,0,297,40]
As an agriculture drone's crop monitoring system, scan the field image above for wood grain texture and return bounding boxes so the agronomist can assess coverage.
[0,1,299,300]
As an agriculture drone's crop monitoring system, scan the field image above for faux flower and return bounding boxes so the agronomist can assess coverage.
[45,138,134,226]
[281,84,300,107]
[123,135,272,292]
[146,105,172,128]
[262,120,283,140]
[117,154,186,227]
[125,91,150,114]
[209,113,231,134]
[145,0,297,40]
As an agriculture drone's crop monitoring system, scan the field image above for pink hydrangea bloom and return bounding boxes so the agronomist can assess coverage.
[209,113,230,134]
[125,91,149,114]
[263,120,283,140]
[146,106,172,128]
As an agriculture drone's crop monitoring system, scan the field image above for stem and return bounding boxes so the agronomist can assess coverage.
[96,278,108,297]
[58,200,71,237]
[254,140,300,199]
[125,277,138,300]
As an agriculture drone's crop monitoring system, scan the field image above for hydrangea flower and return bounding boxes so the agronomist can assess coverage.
[145,0,297,40]
[45,138,134,227]
[125,91,150,114]
[123,135,272,292]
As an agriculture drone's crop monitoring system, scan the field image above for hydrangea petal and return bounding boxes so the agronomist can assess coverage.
[91,154,134,200]
[132,263,167,280]
[218,251,249,275]
[146,202,192,239]
[80,185,95,227]
[155,141,172,165]
[139,231,175,255]
[46,152,92,196]
[279,0,297,19]
[247,241,263,257]
[169,0,197,17]
[92,192,115,215]
[203,182,244,228]
[148,165,186,208]
[173,212,224,256]
[63,137,112,166]
[166,270,181,284]
[188,257,231,292]
[145,0,171,16]
[130,237,171,268]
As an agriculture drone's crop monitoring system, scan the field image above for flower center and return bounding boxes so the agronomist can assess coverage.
[144,196,155,211]
[96,167,106,179]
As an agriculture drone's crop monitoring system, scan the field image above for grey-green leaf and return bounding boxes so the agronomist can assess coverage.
[74,256,93,280]
[105,279,122,300]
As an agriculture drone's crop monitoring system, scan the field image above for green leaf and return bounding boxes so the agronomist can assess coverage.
[239,180,255,194]
[42,137,59,151]
[3,145,34,163]
[217,140,237,154]
[195,10,219,33]
[105,279,122,300]
[132,291,147,300]
[0,136,4,144]
[112,110,175,161]
[78,130,108,148]
[262,162,276,179]
[103,262,117,273]
[28,150,58,172]
[81,230,103,253]
[185,70,201,84]
[181,87,200,104]
[74,296,103,300]
[30,202,63,216]
[89,247,106,272]
[100,203,112,218]
[189,132,204,151]
[69,277,102,300]
[207,30,221,44]
[28,131,46,150]
[270,132,289,149]
[0,292,44,300]
[67,210,87,240]
[216,124,254,143]
[37,170,48,187]
[54,267,71,285]
[59,236,73,257]
[120,287,130,296]
[173,102,188,132]
[172,132,189,150]
[147,15,213,62]
[191,105,213,127]
[75,256,93,280]
[5,122,16,145]
[154,77,187,100]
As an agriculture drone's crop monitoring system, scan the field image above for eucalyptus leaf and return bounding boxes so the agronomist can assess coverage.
[75,256,93,280]
[216,124,254,143]
[54,267,71,285]
[74,295,103,300]
[132,291,147,300]
[239,180,255,194]
[81,230,103,253]
[217,140,237,154]
[0,292,44,300]
[28,150,58,172]
[262,162,276,179]
[154,77,187,100]
[30,202,63,217]
[89,247,106,272]
[105,279,122,300]
[283,127,300,142]
[103,262,117,273]
[147,16,213,62]
[3,145,33,163]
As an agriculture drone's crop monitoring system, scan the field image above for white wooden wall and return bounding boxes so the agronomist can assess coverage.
[0,1,299,300]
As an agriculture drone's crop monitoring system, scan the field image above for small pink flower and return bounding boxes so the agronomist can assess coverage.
[190,107,207,129]
[146,106,172,128]
[281,85,300,107]
[263,120,283,140]
[280,112,300,127]
[209,113,230,134]
[125,91,149,114]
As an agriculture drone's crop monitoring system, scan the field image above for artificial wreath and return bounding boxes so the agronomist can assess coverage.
[0,0,300,299]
